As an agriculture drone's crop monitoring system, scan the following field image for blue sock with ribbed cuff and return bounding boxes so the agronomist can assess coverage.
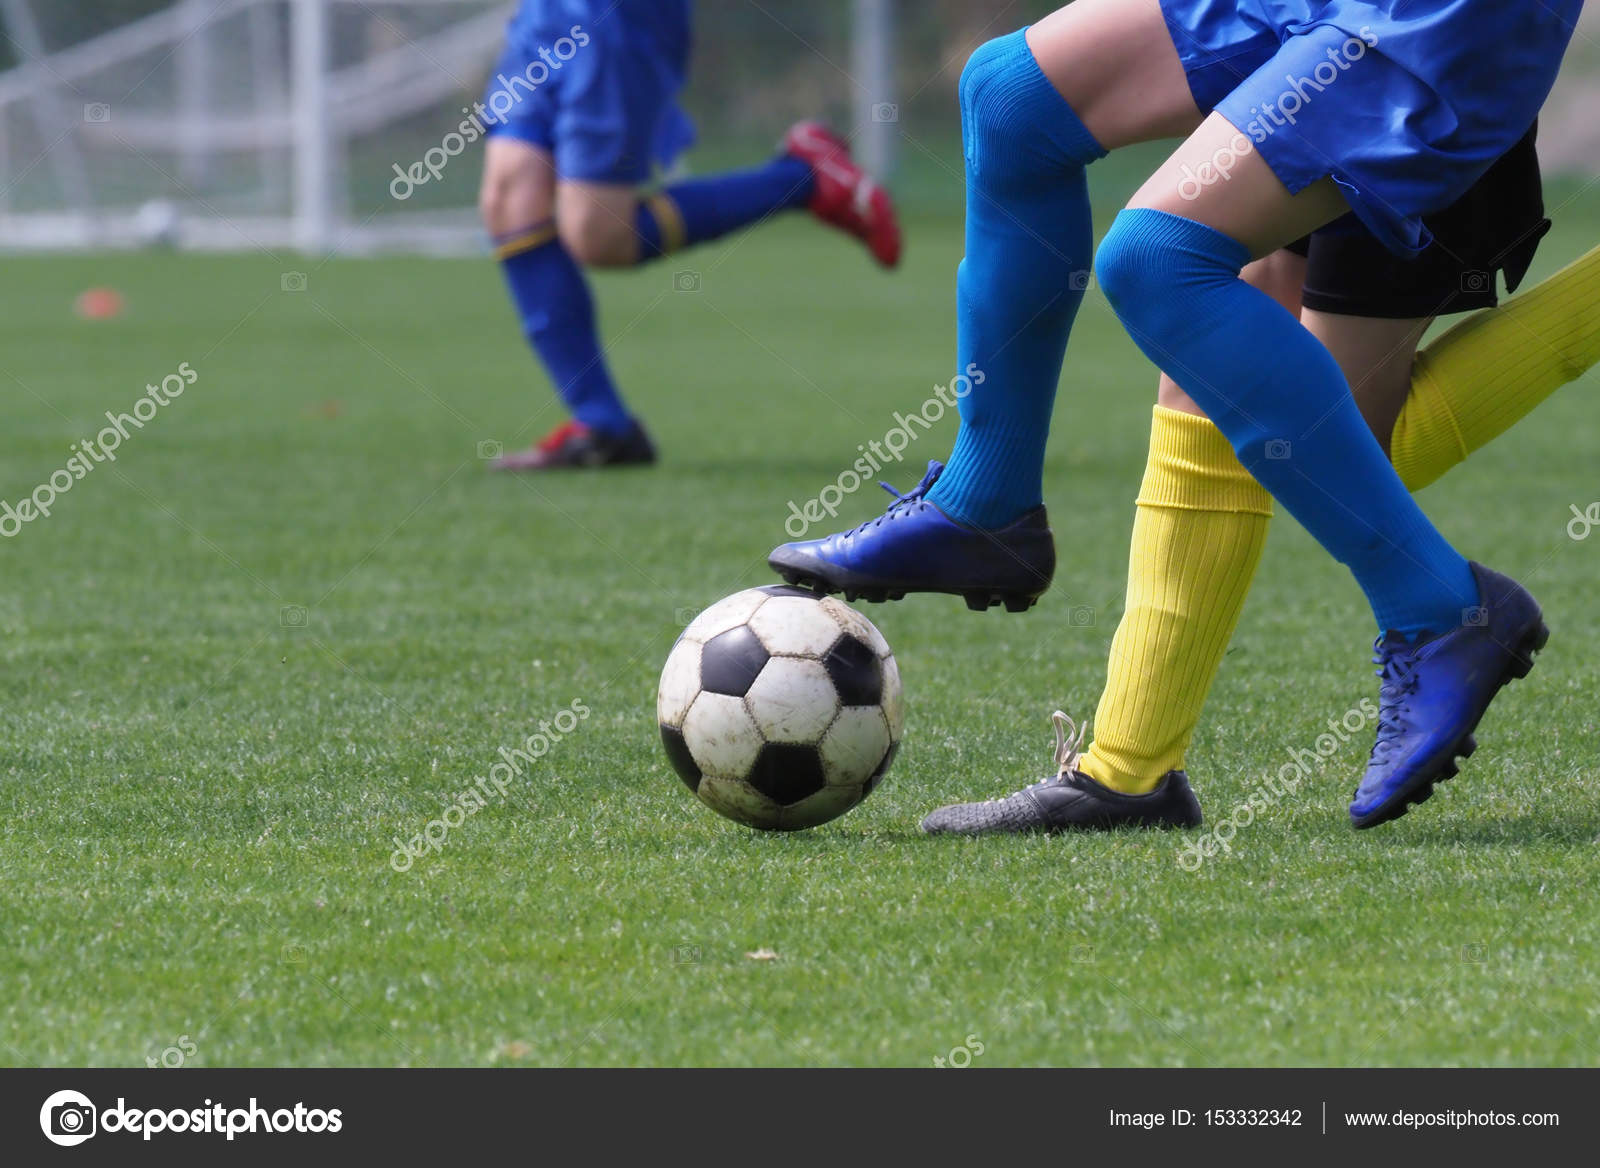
[1095,207,1477,639]
[496,222,633,437]
[922,29,1106,530]
[635,156,814,262]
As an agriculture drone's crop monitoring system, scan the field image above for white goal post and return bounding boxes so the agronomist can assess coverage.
[0,0,902,256]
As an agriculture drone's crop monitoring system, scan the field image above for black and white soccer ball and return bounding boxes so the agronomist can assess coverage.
[658,586,903,830]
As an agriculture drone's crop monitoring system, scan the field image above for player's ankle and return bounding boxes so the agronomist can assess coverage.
[1080,749,1167,796]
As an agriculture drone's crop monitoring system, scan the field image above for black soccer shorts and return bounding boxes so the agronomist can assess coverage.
[1285,127,1550,320]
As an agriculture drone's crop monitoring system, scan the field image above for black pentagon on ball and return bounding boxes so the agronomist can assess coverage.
[756,584,827,601]
[659,724,701,793]
[700,625,770,697]
[861,741,898,797]
[822,633,882,707]
[746,742,827,806]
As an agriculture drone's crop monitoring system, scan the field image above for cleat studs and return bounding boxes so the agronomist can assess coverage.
[1509,622,1550,680]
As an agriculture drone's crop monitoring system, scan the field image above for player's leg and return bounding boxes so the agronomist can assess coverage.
[1075,136,1583,799]
[920,0,1205,527]
[1096,104,1550,830]
[553,138,897,271]
[546,13,897,273]
[1101,111,1490,632]
[769,0,1228,608]
[478,131,654,471]
[1395,243,1600,489]
[1073,251,1301,798]
[967,236,1600,818]
[932,146,1598,829]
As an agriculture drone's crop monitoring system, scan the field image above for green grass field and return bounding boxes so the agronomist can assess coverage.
[5,158,1599,1067]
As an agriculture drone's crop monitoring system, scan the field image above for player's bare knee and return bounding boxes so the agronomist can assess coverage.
[559,210,636,268]
[477,181,509,234]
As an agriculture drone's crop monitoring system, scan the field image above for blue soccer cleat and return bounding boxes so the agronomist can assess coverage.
[768,461,1055,612]
[1350,562,1549,829]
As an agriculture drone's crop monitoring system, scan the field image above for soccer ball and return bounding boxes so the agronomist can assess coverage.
[658,586,903,830]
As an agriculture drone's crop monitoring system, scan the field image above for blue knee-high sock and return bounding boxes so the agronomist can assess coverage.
[635,156,814,261]
[922,30,1105,529]
[1096,208,1477,639]
[496,222,633,437]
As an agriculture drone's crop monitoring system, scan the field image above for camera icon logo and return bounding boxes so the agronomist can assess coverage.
[673,270,701,293]
[871,103,899,123]
[1068,605,1096,627]
[477,440,503,461]
[1460,270,1492,294]
[280,604,308,628]
[1462,605,1489,628]
[1068,269,1095,292]
[673,944,702,965]
[83,103,111,124]
[281,272,308,293]
[40,1090,97,1146]
[1460,942,1488,964]
[1264,438,1293,461]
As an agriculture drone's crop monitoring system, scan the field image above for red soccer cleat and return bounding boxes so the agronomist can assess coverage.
[489,419,657,471]
[783,122,902,269]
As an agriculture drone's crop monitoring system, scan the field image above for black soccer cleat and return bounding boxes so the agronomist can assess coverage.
[920,712,1203,835]
[490,419,657,471]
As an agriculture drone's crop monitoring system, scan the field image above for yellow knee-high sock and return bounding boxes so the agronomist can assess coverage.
[1080,407,1273,794]
[1394,243,1600,491]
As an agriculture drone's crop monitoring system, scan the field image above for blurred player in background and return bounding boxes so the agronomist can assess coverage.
[479,0,901,471]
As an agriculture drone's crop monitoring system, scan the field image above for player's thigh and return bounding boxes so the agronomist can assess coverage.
[1158,248,1308,416]
[556,180,642,267]
[1129,112,1349,259]
[479,137,557,235]
[1302,311,1431,455]
[1025,0,1202,149]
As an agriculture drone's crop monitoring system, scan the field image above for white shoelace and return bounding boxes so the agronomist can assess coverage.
[982,710,1088,803]
[1051,710,1087,780]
